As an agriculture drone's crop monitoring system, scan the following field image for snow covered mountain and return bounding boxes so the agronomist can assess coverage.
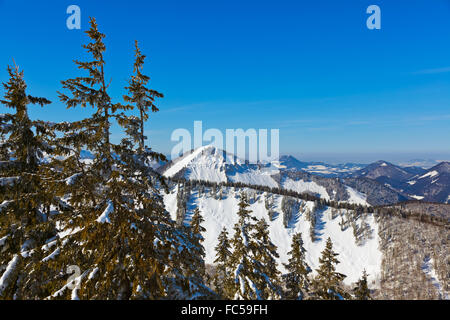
[160,146,278,187]
[160,146,407,206]
[163,183,382,285]
[351,160,418,190]
[349,160,449,203]
[404,162,450,203]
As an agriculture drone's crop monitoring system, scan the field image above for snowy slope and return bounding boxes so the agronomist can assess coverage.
[281,176,330,200]
[163,185,382,285]
[422,256,449,299]
[163,146,228,183]
[226,166,279,188]
[163,145,280,187]
[344,186,369,206]
[404,162,450,203]
[162,146,387,206]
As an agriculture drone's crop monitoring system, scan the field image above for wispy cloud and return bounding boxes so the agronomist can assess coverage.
[412,67,450,75]
[414,114,450,121]
[275,113,450,131]
[160,102,208,113]
[346,120,371,126]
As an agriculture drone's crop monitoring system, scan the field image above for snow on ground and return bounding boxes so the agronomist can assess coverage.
[281,177,330,200]
[163,186,382,285]
[227,169,278,188]
[422,256,449,299]
[162,146,373,206]
[307,165,328,171]
[345,186,369,206]
[419,170,438,179]
[164,146,227,183]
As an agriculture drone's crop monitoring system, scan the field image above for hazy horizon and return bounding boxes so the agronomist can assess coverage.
[284,152,450,166]
[161,146,450,167]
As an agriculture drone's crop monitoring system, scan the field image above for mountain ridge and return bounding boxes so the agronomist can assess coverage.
[160,146,411,206]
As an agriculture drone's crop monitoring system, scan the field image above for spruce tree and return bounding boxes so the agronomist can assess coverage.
[0,63,55,299]
[251,218,282,299]
[122,40,164,153]
[228,193,258,299]
[213,227,232,298]
[353,270,371,300]
[282,232,311,300]
[40,17,196,300]
[313,237,347,300]
[171,204,219,299]
[182,208,209,297]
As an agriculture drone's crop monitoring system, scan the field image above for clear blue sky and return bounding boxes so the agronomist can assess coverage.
[1,0,450,163]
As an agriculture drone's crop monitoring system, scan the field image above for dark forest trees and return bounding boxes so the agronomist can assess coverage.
[0,63,55,298]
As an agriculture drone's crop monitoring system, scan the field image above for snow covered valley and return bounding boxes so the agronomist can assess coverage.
[163,184,382,285]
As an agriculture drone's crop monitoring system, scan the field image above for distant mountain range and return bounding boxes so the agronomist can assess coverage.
[398,158,449,169]
[277,155,365,178]
[402,162,450,203]
[157,146,408,206]
[348,160,450,204]
[78,146,450,205]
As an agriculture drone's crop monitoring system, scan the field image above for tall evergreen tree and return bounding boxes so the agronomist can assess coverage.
[122,40,164,153]
[213,227,232,298]
[120,36,212,301]
[251,218,282,299]
[313,237,347,300]
[184,208,207,294]
[0,63,55,299]
[353,270,371,300]
[228,193,259,300]
[38,17,204,300]
[282,232,311,300]
[164,205,216,300]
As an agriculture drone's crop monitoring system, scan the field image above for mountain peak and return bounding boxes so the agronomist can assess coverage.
[431,161,450,173]
[373,160,395,167]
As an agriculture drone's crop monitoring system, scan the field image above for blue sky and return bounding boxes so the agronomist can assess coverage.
[1,0,450,163]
